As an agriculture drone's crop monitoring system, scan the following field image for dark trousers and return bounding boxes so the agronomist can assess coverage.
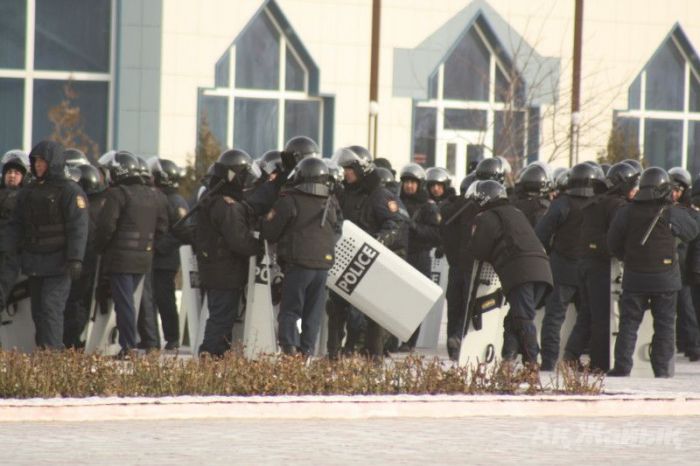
[405,251,431,347]
[153,268,180,346]
[199,288,241,357]
[503,282,547,363]
[541,282,583,366]
[136,270,160,349]
[111,273,143,351]
[278,266,328,355]
[0,253,20,306]
[446,266,469,340]
[563,265,593,362]
[63,251,98,348]
[28,274,71,349]
[583,259,612,371]
[613,291,676,377]
[676,285,700,354]
[326,292,384,358]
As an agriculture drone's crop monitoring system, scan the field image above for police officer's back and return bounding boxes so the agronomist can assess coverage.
[195,149,260,357]
[469,180,553,363]
[262,157,340,355]
[511,163,552,228]
[608,167,699,377]
[5,141,89,349]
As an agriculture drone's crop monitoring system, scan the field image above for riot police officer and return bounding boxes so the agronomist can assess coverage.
[468,180,553,364]
[95,151,169,355]
[535,162,604,370]
[63,148,89,167]
[5,141,89,349]
[327,146,406,359]
[195,149,261,357]
[425,167,454,203]
[398,163,441,351]
[63,164,109,348]
[150,158,189,350]
[608,167,699,377]
[262,157,340,355]
[0,150,30,307]
[575,161,638,371]
[511,163,553,227]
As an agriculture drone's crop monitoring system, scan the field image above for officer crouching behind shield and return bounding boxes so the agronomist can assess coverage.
[607,167,699,377]
[261,157,341,356]
[467,180,553,366]
[195,149,261,358]
[5,141,89,349]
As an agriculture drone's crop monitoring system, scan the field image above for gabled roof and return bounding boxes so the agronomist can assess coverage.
[392,0,559,105]
[213,0,320,95]
[637,23,700,78]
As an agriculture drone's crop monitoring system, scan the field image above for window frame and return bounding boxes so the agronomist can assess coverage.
[0,0,115,152]
[200,7,324,154]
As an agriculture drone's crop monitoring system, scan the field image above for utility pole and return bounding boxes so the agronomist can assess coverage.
[368,0,381,156]
[570,0,584,166]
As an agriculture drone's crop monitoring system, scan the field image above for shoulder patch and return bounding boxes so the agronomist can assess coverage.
[388,200,399,213]
[177,207,188,219]
[76,195,86,209]
[223,196,236,205]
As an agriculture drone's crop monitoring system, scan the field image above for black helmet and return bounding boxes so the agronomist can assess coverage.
[331,147,373,178]
[135,155,151,182]
[156,159,184,188]
[374,157,395,175]
[65,165,82,182]
[291,157,332,197]
[460,173,476,195]
[2,149,29,176]
[635,167,672,202]
[668,167,692,191]
[605,162,639,193]
[475,157,507,183]
[399,163,426,183]
[258,150,283,176]
[347,145,373,163]
[78,164,107,195]
[622,159,643,175]
[106,151,140,183]
[567,162,605,197]
[469,180,508,207]
[283,136,320,164]
[426,167,451,189]
[375,167,395,187]
[517,164,552,195]
[63,148,89,167]
[214,149,260,190]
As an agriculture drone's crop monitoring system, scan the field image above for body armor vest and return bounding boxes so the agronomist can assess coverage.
[623,203,675,273]
[552,195,586,259]
[24,182,67,254]
[111,185,157,253]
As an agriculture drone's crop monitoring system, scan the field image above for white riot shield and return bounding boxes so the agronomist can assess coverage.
[416,249,449,349]
[84,271,145,356]
[0,278,36,353]
[243,240,277,358]
[179,245,204,350]
[458,261,508,367]
[327,221,442,342]
[609,259,654,377]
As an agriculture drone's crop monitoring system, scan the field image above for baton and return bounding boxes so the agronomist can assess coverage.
[444,199,473,226]
[172,178,226,230]
[639,205,666,246]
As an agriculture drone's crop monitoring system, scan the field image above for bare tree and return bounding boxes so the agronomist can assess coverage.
[179,112,222,200]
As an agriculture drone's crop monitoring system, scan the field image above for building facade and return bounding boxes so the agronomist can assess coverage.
[2,0,700,176]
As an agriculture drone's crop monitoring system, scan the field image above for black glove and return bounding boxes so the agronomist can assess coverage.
[434,247,444,259]
[66,260,83,281]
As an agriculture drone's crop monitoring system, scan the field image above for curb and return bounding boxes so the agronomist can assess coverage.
[3,393,700,422]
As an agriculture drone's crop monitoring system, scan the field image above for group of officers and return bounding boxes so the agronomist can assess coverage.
[1,136,699,378]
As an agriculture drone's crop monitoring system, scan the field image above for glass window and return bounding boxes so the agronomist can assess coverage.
[428,73,438,99]
[527,107,540,162]
[493,110,525,172]
[34,0,111,72]
[284,100,319,145]
[645,40,684,111]
[644,119,682,168]
[443,109,486,131]
[0,78,24,154]
[628,75,641,110]
[235,13,279,90]
[233,98,278,157]
[691,73,700,113]
[412,107,436,167]
[446,143,456,175]
[0,0,26,69]
[443,28,489,101]
[215,52,230,88]
[495,67,525,106]
[614,117,640,156]
[200,95,228,150]
[285,47,304,91]
[689,121,700,177]
[467,145,484,174]
[32,80,108,152]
